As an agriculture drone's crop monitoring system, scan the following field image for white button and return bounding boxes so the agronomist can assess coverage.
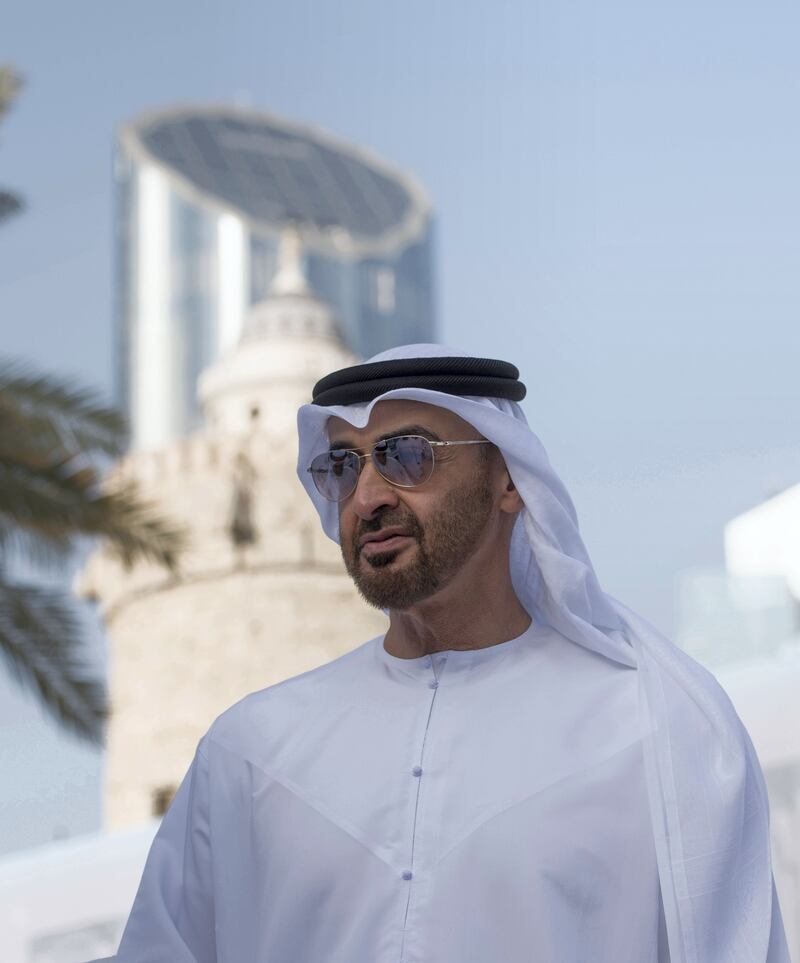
[402,870,413,880]
[412,766,423,777]
[429,680,439,689]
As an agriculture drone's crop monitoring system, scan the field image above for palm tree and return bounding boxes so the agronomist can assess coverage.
[0,66,187,746]
[0,362,188,746]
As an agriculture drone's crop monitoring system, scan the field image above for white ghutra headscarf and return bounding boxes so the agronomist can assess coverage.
[296,343,790,963]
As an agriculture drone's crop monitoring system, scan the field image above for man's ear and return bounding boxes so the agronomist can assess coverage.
[497,464,524,514]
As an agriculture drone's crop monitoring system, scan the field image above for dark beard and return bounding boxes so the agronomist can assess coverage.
[339,467,494,610]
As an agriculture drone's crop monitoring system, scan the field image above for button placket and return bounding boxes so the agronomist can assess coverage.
[398,660,442,962]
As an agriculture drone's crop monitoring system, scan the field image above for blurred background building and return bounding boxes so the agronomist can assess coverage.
[115,104,435,450]
[0,100,422,961]
[81,227,387,831]
[1,234,392,960]
[676,485,800,957]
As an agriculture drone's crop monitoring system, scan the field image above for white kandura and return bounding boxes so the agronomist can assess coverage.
[114,620,668,962]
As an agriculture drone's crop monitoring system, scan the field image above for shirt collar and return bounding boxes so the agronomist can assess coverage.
[373,619,544,686]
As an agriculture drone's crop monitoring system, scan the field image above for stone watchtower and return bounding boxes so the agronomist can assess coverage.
[79,231,387,830]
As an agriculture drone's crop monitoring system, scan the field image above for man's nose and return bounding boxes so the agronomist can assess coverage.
[350,457,400,520]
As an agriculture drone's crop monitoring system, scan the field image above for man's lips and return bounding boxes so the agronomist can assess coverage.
[358,529,414,555]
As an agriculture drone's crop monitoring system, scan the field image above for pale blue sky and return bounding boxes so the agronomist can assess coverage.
[2,0,800,854]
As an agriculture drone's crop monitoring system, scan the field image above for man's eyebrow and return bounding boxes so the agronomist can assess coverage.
[327,425,442,450]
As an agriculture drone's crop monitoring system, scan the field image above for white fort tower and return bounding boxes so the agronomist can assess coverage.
[79,230,387,830]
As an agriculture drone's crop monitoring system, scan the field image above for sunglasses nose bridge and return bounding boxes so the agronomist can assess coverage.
[348,450,401,515]
[359,449,394,487]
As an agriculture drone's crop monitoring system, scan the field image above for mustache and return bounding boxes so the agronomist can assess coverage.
[353,508,424,545]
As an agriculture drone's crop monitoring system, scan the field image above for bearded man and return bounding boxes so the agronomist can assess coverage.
[111,345,789,963]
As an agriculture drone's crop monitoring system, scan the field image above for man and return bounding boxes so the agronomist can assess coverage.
[111,345,789,963]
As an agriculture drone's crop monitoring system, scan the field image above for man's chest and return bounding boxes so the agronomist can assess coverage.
[208,659,662,963]
[245,672,647,878]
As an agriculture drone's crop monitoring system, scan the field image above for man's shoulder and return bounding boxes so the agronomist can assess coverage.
[202,634,382,763]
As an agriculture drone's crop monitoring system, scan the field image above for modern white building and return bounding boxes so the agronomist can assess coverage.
[675,481,800,958]
[673,568,796,668]
[716,647,800,959]
[0,823,155,963]
[725,482,800,594]
[115,103,436,450]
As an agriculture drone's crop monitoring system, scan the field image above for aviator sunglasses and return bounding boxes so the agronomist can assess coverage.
[307,434,492,502]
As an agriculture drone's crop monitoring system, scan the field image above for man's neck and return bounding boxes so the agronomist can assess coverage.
[382,579,531,660]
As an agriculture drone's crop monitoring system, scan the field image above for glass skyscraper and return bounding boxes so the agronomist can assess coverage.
[114,105,436,449]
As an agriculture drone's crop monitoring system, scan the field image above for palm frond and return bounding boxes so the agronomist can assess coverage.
[0,453,89,548]
[88,480,189,572]
[0,520,73,572]
[0,452,188,572]
[0,359,129,459]
[0,579,108,746]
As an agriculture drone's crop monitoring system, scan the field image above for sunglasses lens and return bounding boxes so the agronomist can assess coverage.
[309,450,359,501]
[373,436,434,487]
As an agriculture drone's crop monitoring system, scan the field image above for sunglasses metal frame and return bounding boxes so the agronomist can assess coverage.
[307,434,493,502]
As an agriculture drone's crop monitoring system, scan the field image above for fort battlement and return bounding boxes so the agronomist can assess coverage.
[77,424,338,619]
[109,429,298,489]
